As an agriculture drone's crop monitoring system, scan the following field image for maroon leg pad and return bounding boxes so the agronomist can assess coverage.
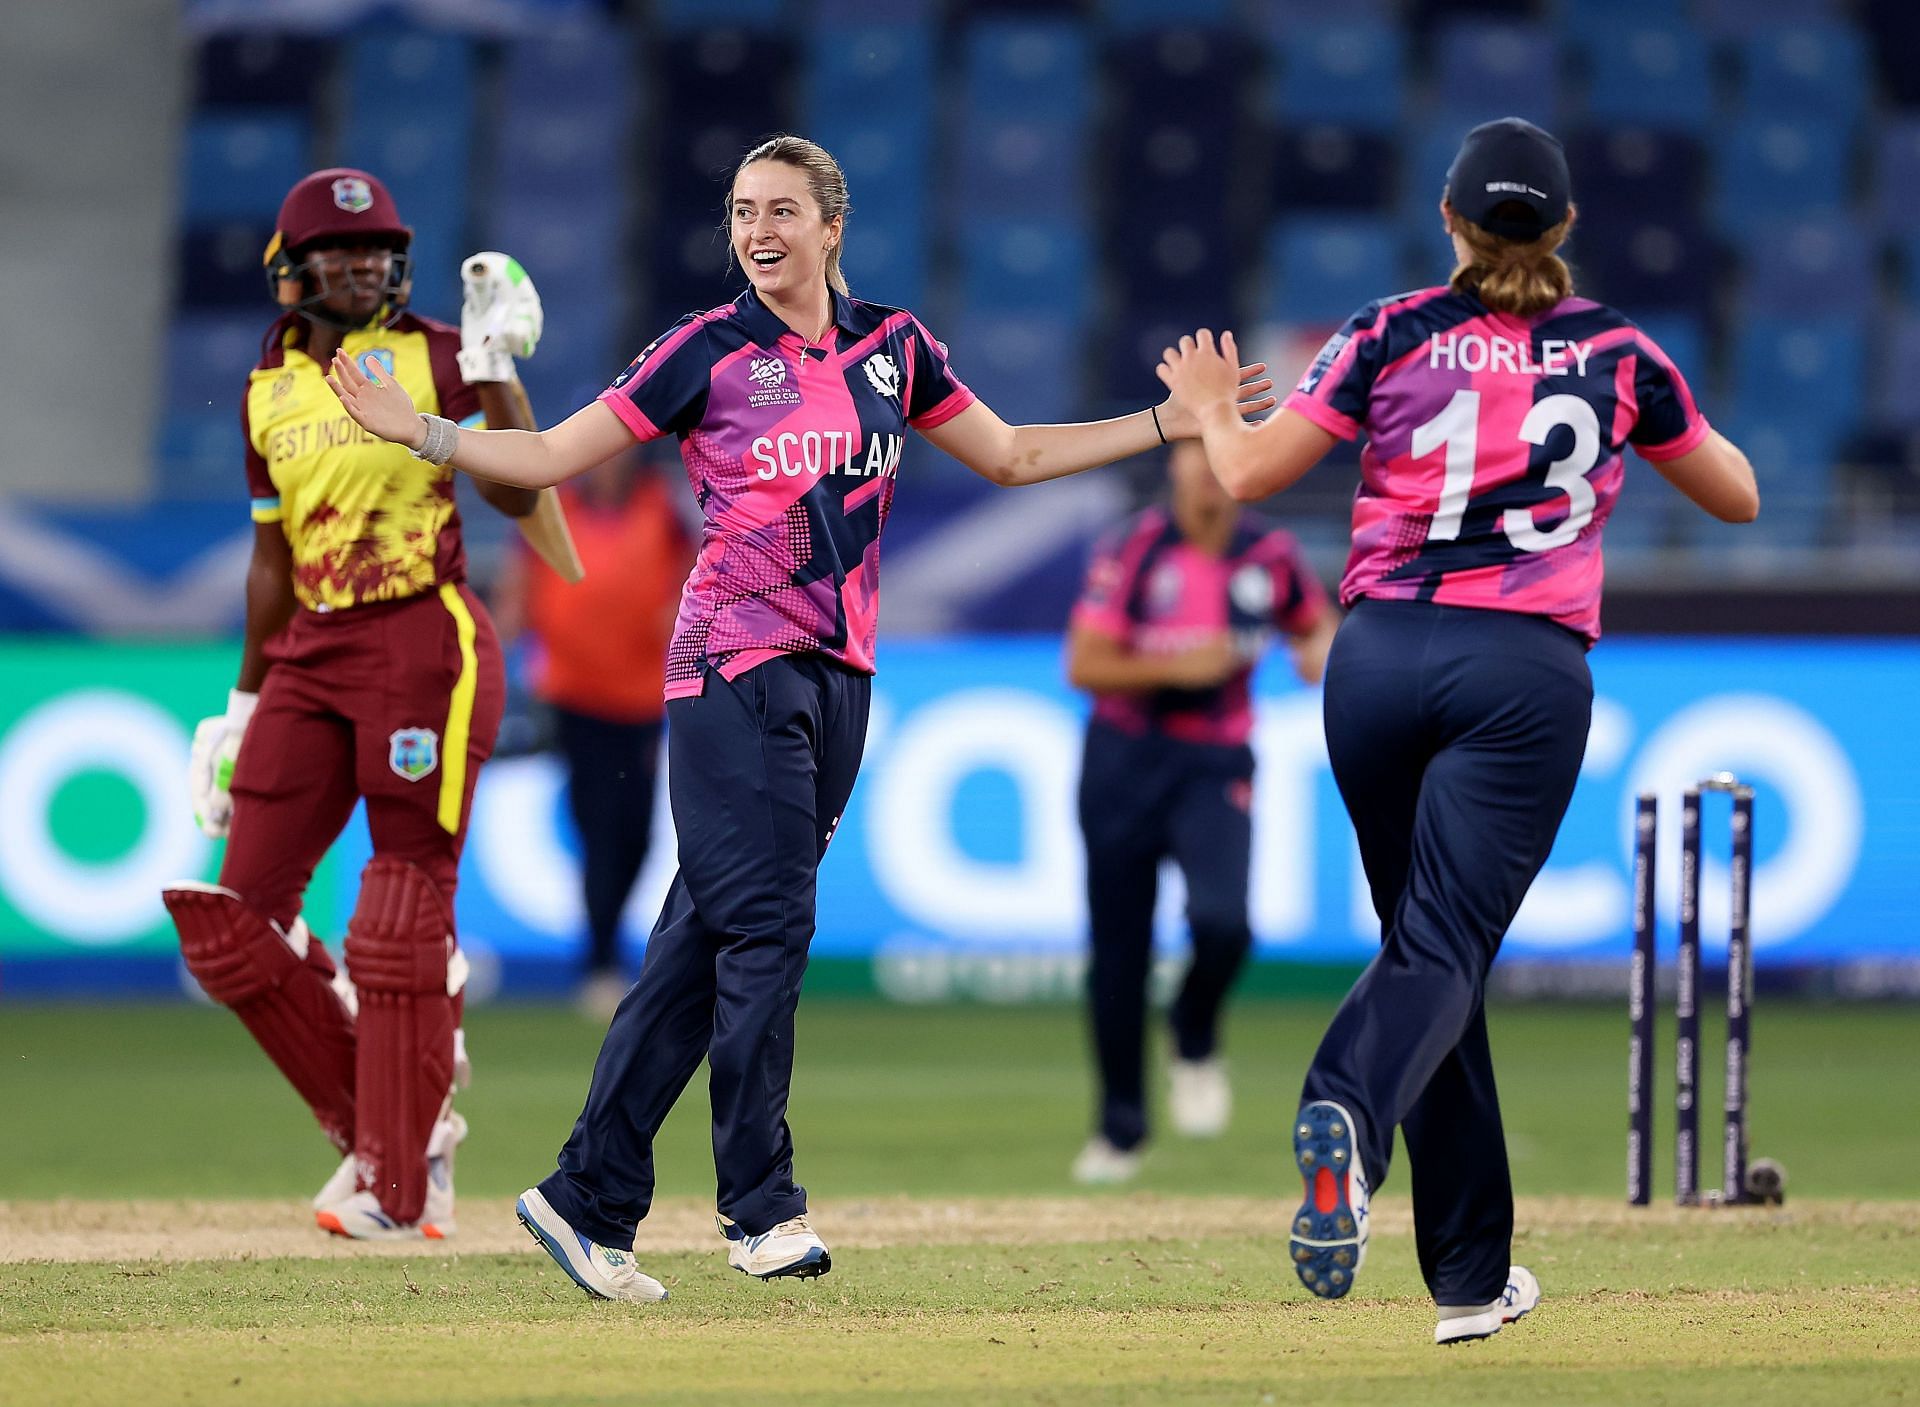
[344,857,456,1226]
[163,885,356,1153]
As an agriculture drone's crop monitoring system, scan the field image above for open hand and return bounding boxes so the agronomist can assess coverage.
[327,348,424,448]
[1155,331,1268,435]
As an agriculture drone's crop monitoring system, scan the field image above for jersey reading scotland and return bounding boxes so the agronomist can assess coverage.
[599,288,974,697]
[1283,289,1710,643]
[243,312,482,611]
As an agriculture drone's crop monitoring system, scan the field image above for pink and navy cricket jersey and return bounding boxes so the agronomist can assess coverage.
[1283,288,1711,644]
[598,288,975,698]
[1072,506,1328,747]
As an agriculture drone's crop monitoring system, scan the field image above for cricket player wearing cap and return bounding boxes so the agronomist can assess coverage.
[1159,118,1758,1342]
[162,167,565,1240]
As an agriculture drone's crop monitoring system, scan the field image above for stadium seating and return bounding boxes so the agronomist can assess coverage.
[154,0,1920,556]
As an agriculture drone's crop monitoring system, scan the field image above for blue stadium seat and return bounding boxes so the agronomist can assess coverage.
[194,33,332,110]
[164,313,267,420]
[1550,0,1683,49]
[1743,217,1875,319]
[1694,0,1844,38]
[1106,28,1246,126]
[1574,22,1713,134]
[961,220,1092,322]
[1711,119,1853,236]
[962,19,1089,125]
[1876,314,1920,430]
[1731,316,1866,437]
[947,315,1079,429]
[177,218,277,309]
[955,115,1086,220]
[1734,24,1869,124]
[1272,23,1406,134]
[181,113,311,222]
[1267,218,1403,326]
[1898,234,1920,308]
[491,110,612,204]
[1396,120,1478,229]
[345,30,473,110]
[1098,0,1236,31]
[1099,309,1235,415]
[338,110,471,318]
[817,0,937,19]
[809,115,928,229]
[1864,0,1920,105]
[1574,213,1714,315]
[654,0,789,31]
[1433,22,1561,129]
[1872,118,1920,236]
[1255,0,1394,35]
[1565,129,1707,223]
[837,220,927,312]
[1272,125,1399,213]
[1109,214,1236,319]
[806,20,934,113]
[498,20,633,114]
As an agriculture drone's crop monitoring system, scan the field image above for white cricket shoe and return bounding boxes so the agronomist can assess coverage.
[1435,1265,1542,1345]
[1169,1056,1231,1138]
[1289,1099,1370,1299]
[718,1213,832,1279]
[516,1187,669,1302]
[1071,1135,1142,1186]
[314,1112,464,1239]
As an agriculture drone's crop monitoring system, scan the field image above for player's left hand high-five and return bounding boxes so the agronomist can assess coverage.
[457,252,543,383]
[1153,338,1273,437]
[1156,330,1253,426]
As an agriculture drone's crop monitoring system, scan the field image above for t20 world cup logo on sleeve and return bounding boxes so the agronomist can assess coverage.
[388,727,440,782]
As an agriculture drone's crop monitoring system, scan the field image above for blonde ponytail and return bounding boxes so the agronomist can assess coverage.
[1449,214,1575,317]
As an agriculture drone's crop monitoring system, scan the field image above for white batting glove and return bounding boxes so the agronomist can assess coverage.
[188,689,258,839]
[458,252,543,383]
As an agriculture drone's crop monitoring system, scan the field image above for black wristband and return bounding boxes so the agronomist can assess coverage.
[1150,404,1167,444]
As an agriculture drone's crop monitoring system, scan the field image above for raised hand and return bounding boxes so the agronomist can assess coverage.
[458,252,544,383]
[1154,332,1272,437]
[327,348,424,448]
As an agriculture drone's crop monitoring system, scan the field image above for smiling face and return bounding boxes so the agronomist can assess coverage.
[730,159,841,309]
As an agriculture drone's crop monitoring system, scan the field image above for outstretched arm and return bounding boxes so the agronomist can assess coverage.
[921,364,1276,488]
[1158,330,1340,501]
[328,348,634,489]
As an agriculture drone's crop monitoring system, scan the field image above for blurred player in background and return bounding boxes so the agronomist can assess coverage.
[327,134,1275,1302]
[161,167,552,1241]
[491,452,693,1021]
[1066,440,1335,1185]
[1159,118,1758,1342]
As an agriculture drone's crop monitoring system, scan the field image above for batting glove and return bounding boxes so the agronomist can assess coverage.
[188,689,258,839]
[458,252,543,383]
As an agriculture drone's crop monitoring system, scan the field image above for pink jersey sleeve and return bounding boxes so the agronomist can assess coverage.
[1256,529,1329,636]
[597,313,713,442]
[904,316,976,429]
[1625,328,1711,461]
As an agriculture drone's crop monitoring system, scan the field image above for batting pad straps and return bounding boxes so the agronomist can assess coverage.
[344,858,453,995]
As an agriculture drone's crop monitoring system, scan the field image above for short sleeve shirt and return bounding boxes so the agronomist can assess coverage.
[242,312,482,612]
[1072,505,1327,747]
[1283,288,1710,644]
[598,288,974,697]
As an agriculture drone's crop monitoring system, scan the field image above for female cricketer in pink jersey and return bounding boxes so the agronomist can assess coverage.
[1158,118,1758,1343]
[1068,441,1336,1184]
[161,168,550,1240]
[328,134,1274,1300]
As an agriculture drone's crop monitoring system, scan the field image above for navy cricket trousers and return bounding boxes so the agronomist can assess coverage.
[538,655,869,1244]
[1304,599,1591,1305]
[1080,720,1256,1151]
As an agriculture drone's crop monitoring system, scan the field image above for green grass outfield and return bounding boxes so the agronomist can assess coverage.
[3,1000,1918,1405]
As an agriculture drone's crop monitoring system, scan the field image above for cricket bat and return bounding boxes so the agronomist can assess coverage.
[520,487,584,583]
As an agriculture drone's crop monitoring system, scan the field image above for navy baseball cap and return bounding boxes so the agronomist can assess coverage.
[1445,118,1571,242]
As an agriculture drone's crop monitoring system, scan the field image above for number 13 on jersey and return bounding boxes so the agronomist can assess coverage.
[1416,389,1602,552]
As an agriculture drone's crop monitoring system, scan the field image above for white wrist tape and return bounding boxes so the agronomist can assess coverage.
[410,414,460,466]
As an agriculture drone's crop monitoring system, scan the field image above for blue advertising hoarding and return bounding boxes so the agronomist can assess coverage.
[0,637,1913,997]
